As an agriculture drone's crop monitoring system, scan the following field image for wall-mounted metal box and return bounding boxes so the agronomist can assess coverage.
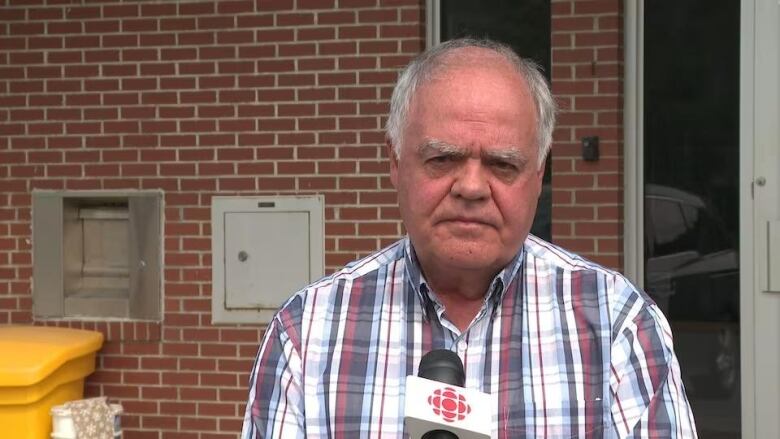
[211,196,324,324]
[32,191,162,320]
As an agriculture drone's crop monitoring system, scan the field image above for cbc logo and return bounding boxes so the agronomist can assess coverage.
[427,386,471,422]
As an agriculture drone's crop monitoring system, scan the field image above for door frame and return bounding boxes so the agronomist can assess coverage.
[739,0,756,436]
[741,0,780,437]
[623,0,644,287]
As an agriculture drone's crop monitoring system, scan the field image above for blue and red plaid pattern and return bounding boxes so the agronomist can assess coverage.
[241,236,697,438]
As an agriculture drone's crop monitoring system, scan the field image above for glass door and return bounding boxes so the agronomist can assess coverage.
[643,1,741,437]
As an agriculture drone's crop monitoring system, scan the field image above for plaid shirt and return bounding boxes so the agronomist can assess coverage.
[241,236,697,438]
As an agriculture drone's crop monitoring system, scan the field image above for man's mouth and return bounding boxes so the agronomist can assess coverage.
[442,217,493,228]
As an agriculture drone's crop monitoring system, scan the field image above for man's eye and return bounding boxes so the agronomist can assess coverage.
[492,161,517,171]
[428,155,455,165]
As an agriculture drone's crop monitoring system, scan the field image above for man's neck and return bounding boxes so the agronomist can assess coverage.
[421,264,497,332]
[431,288,487,332]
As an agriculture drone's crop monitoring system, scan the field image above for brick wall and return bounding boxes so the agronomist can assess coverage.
[550,0,623,270]
[0,1,623,437]
[0,1,423,437]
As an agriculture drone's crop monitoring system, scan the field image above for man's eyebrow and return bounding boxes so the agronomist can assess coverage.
[482,147,526,164]
[416,139,529,164]
[416,139,468,156]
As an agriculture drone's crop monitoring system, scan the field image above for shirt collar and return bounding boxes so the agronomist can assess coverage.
[402,237,526,320]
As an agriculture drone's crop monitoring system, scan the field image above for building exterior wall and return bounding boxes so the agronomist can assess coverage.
[551,0,623,270]
[0,1,623,437]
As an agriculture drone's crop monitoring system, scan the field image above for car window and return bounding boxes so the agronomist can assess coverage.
[647,198,690,256]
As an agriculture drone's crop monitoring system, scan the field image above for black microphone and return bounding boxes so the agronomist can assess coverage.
[418,350,465,439]
[418,349,466,386]
[404,349,491,439]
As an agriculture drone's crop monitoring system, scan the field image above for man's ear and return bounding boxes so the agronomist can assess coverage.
[534,155,547,196]
[536,157,546,181]
[387,140,399,189]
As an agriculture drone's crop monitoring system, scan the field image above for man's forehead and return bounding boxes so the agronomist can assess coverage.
[410,56,535,119]
[426,50,525,86]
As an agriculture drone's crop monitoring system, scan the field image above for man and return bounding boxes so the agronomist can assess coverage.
[241,38,697,438]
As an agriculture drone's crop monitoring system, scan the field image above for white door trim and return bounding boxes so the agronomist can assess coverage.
[739,0,756,436]
[622,0,644,286]
[425,0,441,49]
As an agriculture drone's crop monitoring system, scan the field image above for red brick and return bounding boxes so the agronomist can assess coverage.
[160,401,195,415]
[174,357,215,372]
[179,387,217,401]
[555,238,595,253]
[597,238,620,253]
[597,80,621,95]
[574,189,620,204]
[198,403,236,416]
[574,96,618,110]
[574,221,620,236]
[576,31,620,47]
[139,386,176,404]
[574,0,619,15]
[598,15,621,30]
[554,206,596,221]
[552,222,572,237]
[237,14,274,28]
[217,0,253,13]
[141,2,177,16]
[221,328,261,343]
[201,373,237,387]
[181,416,217,431]
[10,81,44,94]
[297,0,336,8]
[217,177,254,191]
[299,117,336,131]
[162,342,198,358]
[124,371,161,385]
[143,415,179,430]
[552,16,596,32]
[180,178,217,191]
[197,16,234,30]
[276,161,313,174]
[0,67,25,79]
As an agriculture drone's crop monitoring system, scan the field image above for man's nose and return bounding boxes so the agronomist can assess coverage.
[451,160,490,200]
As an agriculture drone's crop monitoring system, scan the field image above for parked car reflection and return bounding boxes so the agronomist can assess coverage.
[644,184,739,397]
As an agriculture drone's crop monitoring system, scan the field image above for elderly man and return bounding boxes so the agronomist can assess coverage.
[241,38,696,438]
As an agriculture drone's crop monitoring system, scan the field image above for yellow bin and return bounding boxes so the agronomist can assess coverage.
[0,326,103,439]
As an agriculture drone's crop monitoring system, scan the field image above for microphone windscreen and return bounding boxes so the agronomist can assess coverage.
[417,349,465,387]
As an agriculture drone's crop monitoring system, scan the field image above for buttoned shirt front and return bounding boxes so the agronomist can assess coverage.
[241,236,697,438]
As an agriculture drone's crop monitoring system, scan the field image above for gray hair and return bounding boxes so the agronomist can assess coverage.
[385,38,556,168]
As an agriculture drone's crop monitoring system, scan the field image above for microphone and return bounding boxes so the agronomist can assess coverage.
[404,350,492,439]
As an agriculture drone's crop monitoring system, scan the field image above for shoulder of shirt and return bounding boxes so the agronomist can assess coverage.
[524,237,677,370]
[310,238,404,287]
[271,239,405,319]
[524,234,656,322]
[525,234,623,277]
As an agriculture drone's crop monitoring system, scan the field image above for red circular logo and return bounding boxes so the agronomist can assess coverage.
[427,386,471,422]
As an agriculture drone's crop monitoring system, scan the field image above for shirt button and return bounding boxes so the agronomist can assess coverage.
[457,340,467,353]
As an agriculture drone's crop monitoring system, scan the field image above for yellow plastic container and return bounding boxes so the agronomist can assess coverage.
[0,326,103,439]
